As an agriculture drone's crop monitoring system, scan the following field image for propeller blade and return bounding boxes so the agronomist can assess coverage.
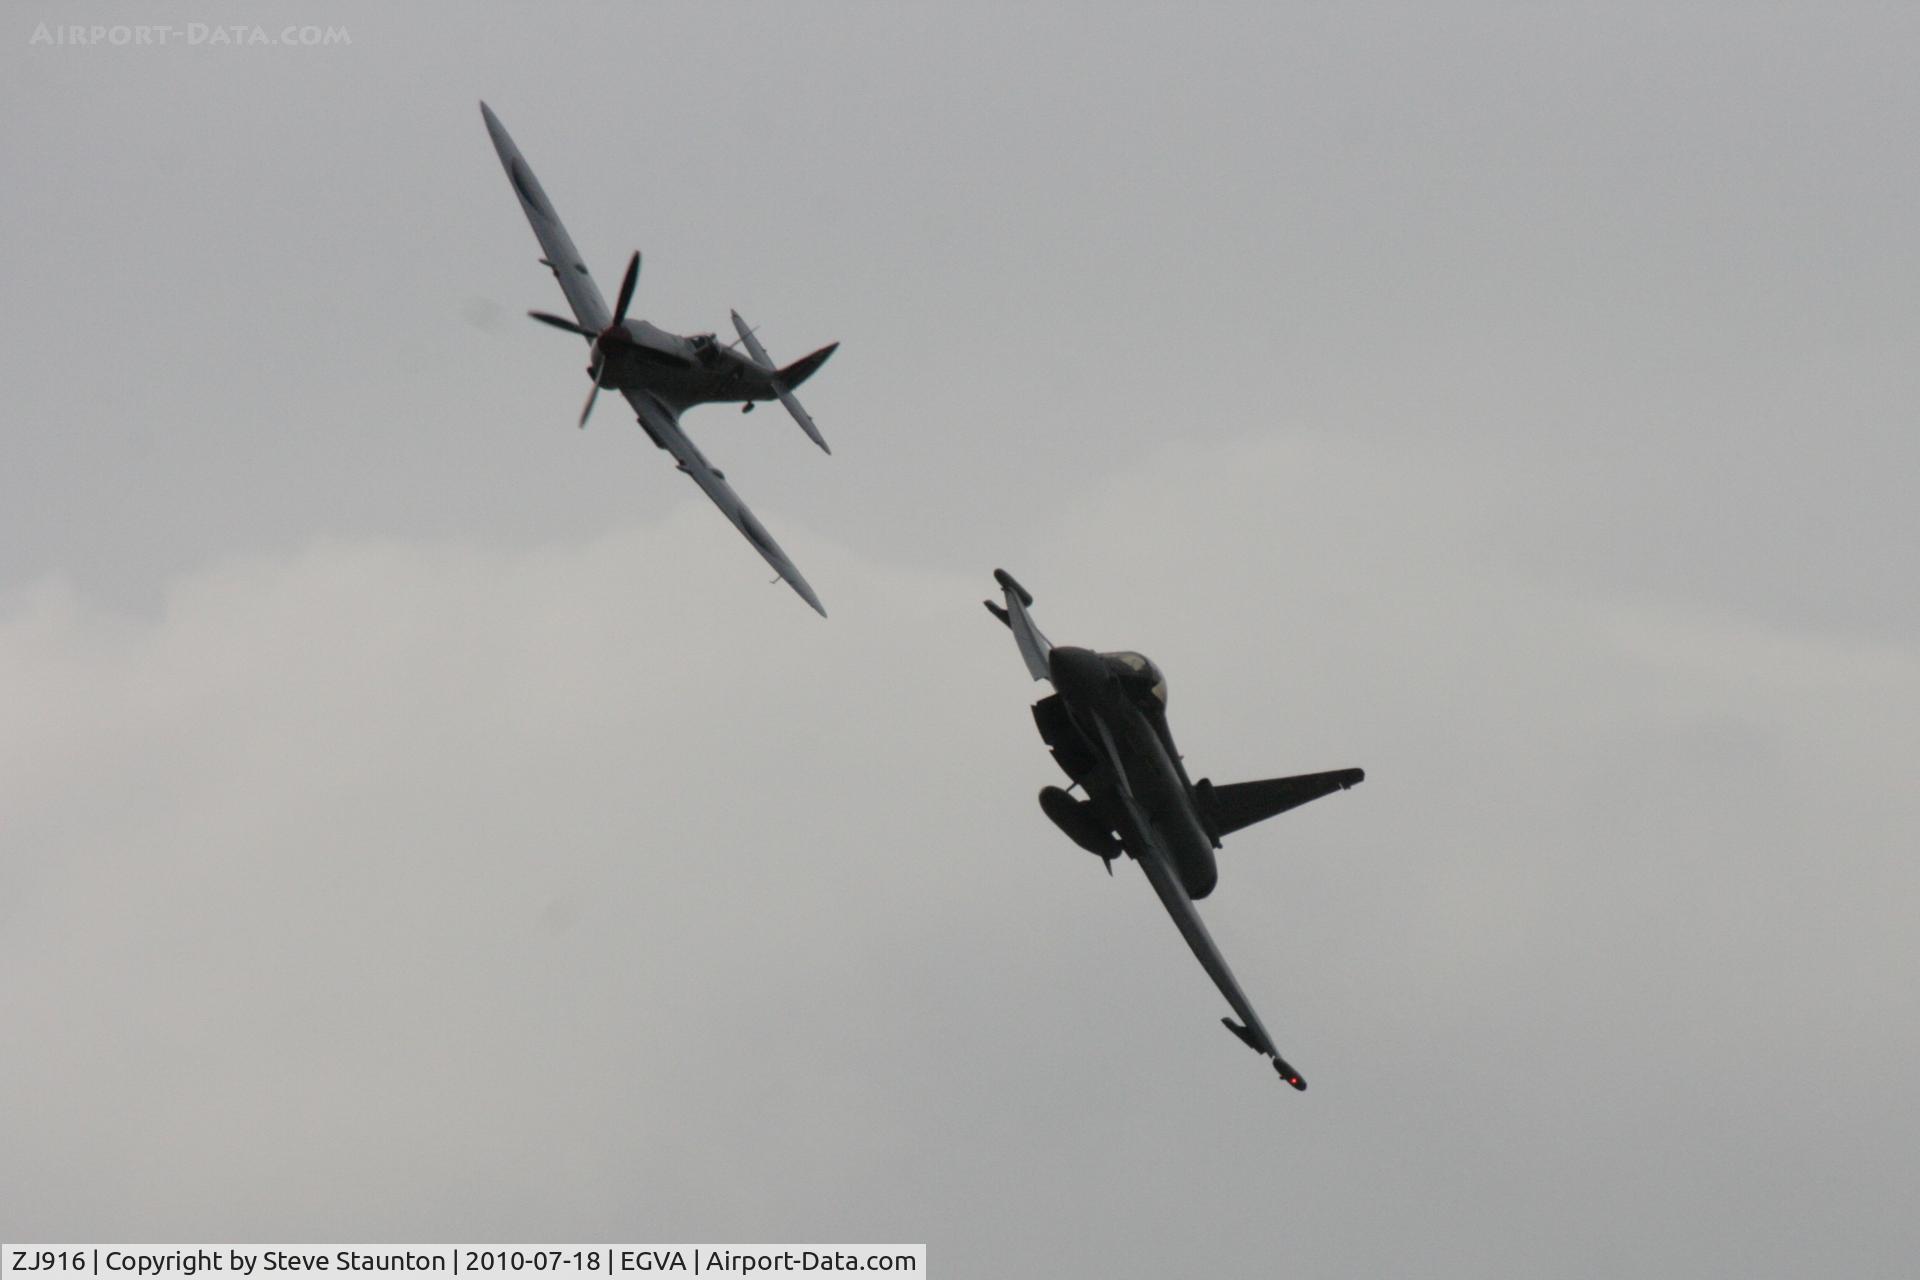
[611,251,640,328]
[578,366,604,428]
[529,311,598,338]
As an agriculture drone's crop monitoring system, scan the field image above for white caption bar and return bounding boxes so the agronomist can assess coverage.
[1,1248,925,1278]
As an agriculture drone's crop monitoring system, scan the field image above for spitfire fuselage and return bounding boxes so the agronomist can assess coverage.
[591,320,782,410]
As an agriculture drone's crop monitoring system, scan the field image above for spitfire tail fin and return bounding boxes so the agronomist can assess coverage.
[1195,768,1364,841]
[777,342,839,391]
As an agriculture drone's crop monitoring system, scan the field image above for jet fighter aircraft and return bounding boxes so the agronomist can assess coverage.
[481,102,838,616]
[985,570,1363,1089]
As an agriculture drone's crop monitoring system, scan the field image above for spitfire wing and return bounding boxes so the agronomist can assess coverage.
[621,389,826,617]
[480,102,611,336]
[983,569,1053,682]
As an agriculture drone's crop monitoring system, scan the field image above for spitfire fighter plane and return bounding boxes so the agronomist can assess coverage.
[986,570,1363,1089]
[481,102,838,615]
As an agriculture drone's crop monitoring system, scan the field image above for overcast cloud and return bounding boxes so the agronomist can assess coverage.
[5,4,1918,1275]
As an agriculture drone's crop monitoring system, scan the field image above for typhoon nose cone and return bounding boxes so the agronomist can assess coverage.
[1047,646,1106,697]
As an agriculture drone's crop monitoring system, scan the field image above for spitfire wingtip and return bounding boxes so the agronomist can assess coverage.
[794,580,828,618]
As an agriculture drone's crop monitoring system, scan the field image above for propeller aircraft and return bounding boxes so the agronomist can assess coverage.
[481,102,837,615]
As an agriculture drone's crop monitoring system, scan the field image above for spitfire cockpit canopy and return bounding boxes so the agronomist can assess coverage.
[1103,650,1168,705]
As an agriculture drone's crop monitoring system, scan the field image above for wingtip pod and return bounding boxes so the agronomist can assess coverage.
[993,568,1034,607]
[1224,1019,1307,1090]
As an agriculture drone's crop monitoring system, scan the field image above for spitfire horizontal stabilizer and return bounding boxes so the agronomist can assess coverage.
[730,311,834,454]
[777,342,838,391]
[1197,768,1365,841]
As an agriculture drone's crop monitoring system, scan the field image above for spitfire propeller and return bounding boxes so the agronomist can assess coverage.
[528,250,641,428]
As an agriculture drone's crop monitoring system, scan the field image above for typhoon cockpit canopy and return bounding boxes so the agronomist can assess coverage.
[1103,650,1168,706]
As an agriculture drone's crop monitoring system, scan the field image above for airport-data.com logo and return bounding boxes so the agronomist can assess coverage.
[28,22,351,48]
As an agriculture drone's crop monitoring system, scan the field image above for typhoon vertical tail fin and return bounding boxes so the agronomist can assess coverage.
[1195,768,1365,841]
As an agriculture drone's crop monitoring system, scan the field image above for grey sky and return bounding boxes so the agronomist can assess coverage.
[4,3,1917,1274]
